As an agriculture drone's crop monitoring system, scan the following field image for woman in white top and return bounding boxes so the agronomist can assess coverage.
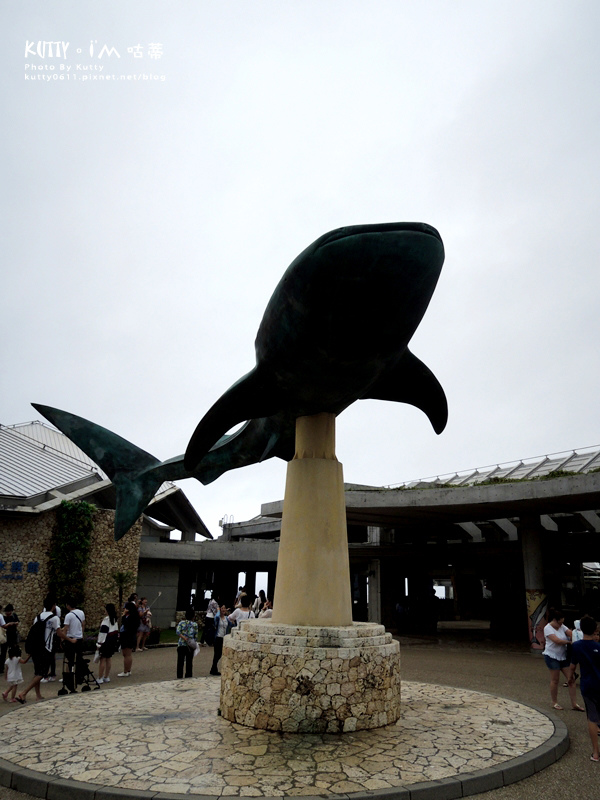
[96,604,120,684]
[258,599,273,619]
[542,607,584,711]
[228,597,255,627]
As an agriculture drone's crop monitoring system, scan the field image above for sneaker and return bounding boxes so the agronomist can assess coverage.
[103,677,110,683]
[40,678,49,683]
[117,672,131,677]
[97,677,104,684]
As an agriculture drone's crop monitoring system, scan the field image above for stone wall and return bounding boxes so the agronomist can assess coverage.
[0,513,53,629]
[220,620,401,733]
[0,508,141,630]
[85,509,141,629]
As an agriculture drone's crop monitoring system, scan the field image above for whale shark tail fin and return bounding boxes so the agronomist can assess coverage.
[184,367,282,470]
[363,349,448,434]
[31,403,163,540]
[111,469,164,541]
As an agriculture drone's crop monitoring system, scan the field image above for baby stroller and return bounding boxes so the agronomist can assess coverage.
[58,650,101,695]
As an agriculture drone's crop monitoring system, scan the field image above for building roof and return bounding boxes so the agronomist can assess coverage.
[0,421,212,539]
[247,445,600,542]
[0,421,103,498]
[388,445,600,489]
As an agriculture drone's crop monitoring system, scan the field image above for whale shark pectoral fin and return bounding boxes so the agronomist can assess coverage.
[192,415,296,485]
[184,368,283,471]
[32,403,164,540]
[255,414,296,462]
[363,349,448,434]
[259,431,281,462]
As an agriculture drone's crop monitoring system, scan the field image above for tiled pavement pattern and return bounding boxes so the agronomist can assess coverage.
[0,678,561,798]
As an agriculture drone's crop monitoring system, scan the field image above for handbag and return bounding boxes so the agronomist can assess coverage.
[0,627,6,645]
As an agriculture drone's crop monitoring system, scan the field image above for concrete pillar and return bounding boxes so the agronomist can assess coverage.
[367,559,381,623]
[519,515,547,651]
[272,413,353,626]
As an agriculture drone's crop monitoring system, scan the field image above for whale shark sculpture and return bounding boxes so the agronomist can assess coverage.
[185,221,447,467]
[33,220,447,540]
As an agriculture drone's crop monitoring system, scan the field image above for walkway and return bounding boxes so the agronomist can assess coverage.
[0,631,596,800]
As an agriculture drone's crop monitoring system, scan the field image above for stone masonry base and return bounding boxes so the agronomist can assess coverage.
[219,620,401,732]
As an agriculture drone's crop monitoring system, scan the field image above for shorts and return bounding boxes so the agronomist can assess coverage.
[120,631,136,650]
[581,692,600,724]
[99,641,117,658]
[32,649,51,677]
[544,655,569,670]
[99,632,119,659]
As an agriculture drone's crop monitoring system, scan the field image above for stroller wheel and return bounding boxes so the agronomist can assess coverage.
[57,688,69,696]
[81,684,91,692]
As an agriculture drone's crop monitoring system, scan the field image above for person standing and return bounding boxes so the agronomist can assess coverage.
[62,597,86,688]
[210,604,231,676]
[118,600,138,677]
[0,606,9,667]
[567,616,600,762]
[41,599,61,683]
[3,645,28,702]
[136,598,151,652]
[227,598,255,627]
[253,590,267,616]
[17,595,59,703]
[176,608,198,679]
[1,605,19,666]
[258,599,273,619]
[96,603,119,683]
[542,607,584,711]
[200,594,219,647]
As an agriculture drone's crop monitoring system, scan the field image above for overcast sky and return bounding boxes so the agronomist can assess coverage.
[2,1,599,538]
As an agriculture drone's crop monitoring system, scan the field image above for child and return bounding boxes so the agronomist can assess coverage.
[3,645,29,702]
[567,615,600,762]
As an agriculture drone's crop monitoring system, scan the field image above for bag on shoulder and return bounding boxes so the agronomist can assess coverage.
[25,613,54,655]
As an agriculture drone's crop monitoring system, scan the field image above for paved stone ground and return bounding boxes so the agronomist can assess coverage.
[0,679,555,795]
[0,632,596,799]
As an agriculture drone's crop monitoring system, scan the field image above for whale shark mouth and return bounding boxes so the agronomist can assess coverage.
[317,221,442,249]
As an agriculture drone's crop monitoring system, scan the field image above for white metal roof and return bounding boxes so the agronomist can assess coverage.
[0,421,170,501]
[388,445,600,490]
[0,422,101,497]
[1,419,212,538]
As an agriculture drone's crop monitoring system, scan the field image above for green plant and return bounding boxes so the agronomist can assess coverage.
[160,628,178,645]
[104,570,135,610]
[48,500,95,607]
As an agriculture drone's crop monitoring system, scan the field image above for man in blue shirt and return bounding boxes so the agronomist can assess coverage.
[567,615,600,762]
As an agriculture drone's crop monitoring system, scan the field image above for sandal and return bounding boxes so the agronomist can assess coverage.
[591,755,600,762]
[1,692,8,702]
[572,704,585,712]
[553,703,564,710]
[15,696,25,705]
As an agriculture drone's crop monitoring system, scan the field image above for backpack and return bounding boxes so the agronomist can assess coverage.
[25,613,55,655]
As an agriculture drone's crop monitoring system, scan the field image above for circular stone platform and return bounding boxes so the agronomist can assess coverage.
[0,679,567,800]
